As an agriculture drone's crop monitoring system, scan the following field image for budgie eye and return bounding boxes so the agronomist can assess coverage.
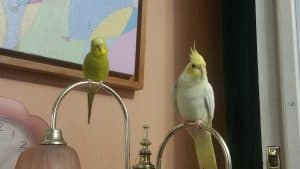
[192,64,196,68]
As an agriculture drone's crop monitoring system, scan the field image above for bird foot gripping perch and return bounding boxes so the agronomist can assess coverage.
[87,79,104,87]
[88,79,93,88]
[184,120,204,128]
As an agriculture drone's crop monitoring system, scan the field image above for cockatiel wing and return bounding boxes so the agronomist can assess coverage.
[173,82,179,113]
[205,83,215,123]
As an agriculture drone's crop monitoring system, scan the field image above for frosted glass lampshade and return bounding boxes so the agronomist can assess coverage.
[15,144,81,169]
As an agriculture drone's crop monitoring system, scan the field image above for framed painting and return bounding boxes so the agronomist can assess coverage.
[0,0,146,90]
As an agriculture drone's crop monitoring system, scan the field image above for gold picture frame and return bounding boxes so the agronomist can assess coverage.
[0,1,146,90]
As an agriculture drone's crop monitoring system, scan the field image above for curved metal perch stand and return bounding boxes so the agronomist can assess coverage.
[41,81,131,169]
[156,121,232,169]
[41,80,231,169]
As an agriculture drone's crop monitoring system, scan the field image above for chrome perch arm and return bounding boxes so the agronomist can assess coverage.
[43,80,131,169]
[156,121,232,169]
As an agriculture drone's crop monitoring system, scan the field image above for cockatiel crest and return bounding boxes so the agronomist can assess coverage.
[186,44,207,78]
[189,45,206,67]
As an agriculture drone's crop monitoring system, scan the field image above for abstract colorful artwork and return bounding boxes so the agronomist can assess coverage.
[0,0,139,75]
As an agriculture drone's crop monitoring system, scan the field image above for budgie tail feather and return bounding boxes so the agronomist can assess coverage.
[87,84,98,124]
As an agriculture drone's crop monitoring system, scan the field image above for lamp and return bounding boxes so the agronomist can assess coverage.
[14,81,231,169]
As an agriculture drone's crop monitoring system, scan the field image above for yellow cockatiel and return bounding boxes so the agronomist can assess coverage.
[174,45,217,169]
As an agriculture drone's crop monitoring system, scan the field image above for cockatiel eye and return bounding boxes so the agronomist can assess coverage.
[192,64,196,68]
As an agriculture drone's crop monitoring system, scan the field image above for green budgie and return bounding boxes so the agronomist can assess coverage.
[83,38,109,124]
[174,45,217,169]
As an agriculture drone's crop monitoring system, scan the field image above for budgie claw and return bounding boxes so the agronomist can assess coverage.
[88,79,92,87]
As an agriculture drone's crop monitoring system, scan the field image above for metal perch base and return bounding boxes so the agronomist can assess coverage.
[40,81,130,169]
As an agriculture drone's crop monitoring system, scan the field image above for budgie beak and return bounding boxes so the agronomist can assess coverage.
[96,44,102,51]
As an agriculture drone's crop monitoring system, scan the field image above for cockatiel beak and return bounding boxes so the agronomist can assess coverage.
[194,64,206,78]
